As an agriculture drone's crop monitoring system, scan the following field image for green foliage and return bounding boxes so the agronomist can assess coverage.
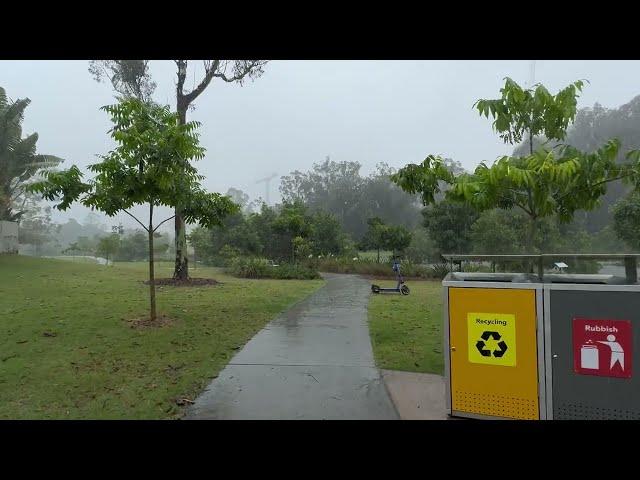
[428,263,452,280]
[28,98,238,320]
[612,192,640,250]
[30,99,238,228]
[227,257,320,280]
[17,195,59,255]
[542,96,640,233]
[422,201,479,254]
[470,209,522,254]
[96,233,120,263]
[383,224,413,255]
[89,60,156,102]
[389,155,455,207]
[404,228,438,264]
[280,160,423,240]
[190,200,355,266]
[110,230,168,262]
[360,217,413,260]
[392,78,630,254]
[308,210,348,256]
[0,86,63,221]
[474,77,586,150]
[317,256,434,279]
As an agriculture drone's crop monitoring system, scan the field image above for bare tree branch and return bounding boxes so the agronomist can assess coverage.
[124,209,149,232]
[179,60,267,107]
[153,215,175,233]
[181,60,221,105]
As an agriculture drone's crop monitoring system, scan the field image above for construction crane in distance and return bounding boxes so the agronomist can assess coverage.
[256,172,278,206]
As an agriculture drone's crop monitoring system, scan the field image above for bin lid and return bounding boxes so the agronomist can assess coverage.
[542,273,628,285]
[444,272,537,283]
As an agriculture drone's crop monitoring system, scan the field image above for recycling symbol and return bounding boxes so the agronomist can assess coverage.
[475,331,508,358]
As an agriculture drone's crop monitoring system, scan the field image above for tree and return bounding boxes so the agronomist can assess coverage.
[0,86,63,221]
[308,211,346,256]
[612,193,640,250]
[89,60,156,102]
[405,228,437,264]
[18,195,58,256]
[63,236,97,256]
[225,188,251,213]
[527,95,640,233]
[382,225,413,257]
[96,233,120,265]
[272,201,312,263]
[280,159,423,240]
[392,78,628,258]
[422,201,479,256]
[115,230,148,261]
[30,98,238,321]
[360,217,387,262]
[470,209,523,255]
[172,60,268,281]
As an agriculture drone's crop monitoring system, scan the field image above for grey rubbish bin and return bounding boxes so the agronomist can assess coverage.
[544,264,640,420]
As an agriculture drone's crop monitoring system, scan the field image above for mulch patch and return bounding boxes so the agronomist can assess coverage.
[127,314,176,329]
[143,278,220,287]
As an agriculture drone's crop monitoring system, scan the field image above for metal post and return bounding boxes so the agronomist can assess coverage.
[624,256,637,284]
[537,257,544,281]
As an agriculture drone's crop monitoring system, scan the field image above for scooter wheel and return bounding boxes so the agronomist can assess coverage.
[371,284,380,294]
[401,285,410,295]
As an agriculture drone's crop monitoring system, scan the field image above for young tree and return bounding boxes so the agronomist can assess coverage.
[96,233,120,265]
[18,197,58,256]
[360,217,387,262]
[30,99,238,321]
[392,78,630,258]
[422,201,479,255]
[381,225,413,257]
[612,192,640,250]
[308,211,346,256]
[272,201,312,263]
[0,87,63,221]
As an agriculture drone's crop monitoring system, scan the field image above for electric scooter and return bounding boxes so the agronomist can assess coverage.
[371,257,410,295]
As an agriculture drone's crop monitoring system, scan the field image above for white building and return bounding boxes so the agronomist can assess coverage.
[0,221,19,254]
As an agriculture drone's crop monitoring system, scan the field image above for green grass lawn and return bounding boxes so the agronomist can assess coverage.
[0,256,324,419]
[368,280,444,375]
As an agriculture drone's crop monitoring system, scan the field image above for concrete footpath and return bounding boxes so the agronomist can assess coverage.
[381,370,450,420]
[185,273,399,420]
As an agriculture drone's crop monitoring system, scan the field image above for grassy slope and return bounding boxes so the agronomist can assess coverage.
[367,280,444,374]
[0,256,323,419]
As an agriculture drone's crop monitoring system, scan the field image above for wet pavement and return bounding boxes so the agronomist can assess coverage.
[185,273,399,420]
[381,370,450,420]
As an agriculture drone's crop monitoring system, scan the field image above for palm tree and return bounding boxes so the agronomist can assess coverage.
[0,86,63,221]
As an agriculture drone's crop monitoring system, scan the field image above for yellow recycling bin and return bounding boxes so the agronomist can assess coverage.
[443,270,546,420]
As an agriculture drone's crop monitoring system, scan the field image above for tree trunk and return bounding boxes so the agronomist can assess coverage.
[377,247,380,263]
[148,203,157,321]
[173,97,189,280]
[529,130,534,156]
[526,216,537,274]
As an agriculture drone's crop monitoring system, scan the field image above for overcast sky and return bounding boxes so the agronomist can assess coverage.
[3,60,640,232]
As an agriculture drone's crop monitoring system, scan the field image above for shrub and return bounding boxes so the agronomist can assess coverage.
[317,256,434,279]
[227,257,320,280]
[429,263,452,279]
